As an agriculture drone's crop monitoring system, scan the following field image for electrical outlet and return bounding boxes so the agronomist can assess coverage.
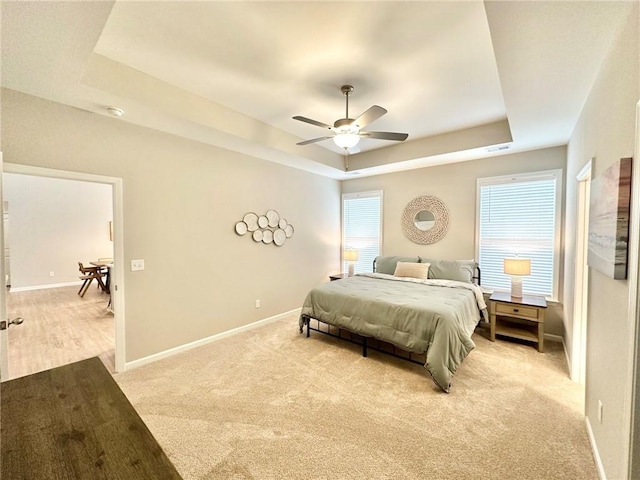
[255,299,261,309]
[49,271,55,277]
[598,400,603,424]
[131,259,145,271]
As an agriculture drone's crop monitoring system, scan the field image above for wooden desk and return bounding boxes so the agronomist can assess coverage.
[1,357,182,479]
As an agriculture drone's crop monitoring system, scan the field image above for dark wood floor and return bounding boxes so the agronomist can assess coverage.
[1,357,182,479]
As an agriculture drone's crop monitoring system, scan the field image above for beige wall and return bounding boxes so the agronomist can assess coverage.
[342,146,567,335]
[564,5,639,478]
[0,88,341,362]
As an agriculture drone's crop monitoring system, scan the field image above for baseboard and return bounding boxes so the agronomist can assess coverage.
[10,281,82,292]
[585,416,607,479]
[124,308,302,371]
[544,332,563,343]
[544,333,572,377]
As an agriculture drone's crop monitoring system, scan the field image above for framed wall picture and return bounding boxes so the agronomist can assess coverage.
[588,157,632,279]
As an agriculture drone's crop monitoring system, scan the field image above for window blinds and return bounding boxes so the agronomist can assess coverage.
[342,191,382,274]
[478,174,559,297]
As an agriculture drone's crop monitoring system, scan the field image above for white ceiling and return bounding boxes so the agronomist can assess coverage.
[1,1,634,179]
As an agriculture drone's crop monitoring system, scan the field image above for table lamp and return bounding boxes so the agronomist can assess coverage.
[344,249,359,277]
[503,257,531,298]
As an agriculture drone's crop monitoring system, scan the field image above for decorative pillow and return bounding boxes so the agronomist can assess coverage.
[427,260,477,283]
[375,256,420,274]
[393,261,430,280]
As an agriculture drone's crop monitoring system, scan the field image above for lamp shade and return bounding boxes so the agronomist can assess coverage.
[333,133,360,149]
[344,249,359,262]
[504,258,531,276]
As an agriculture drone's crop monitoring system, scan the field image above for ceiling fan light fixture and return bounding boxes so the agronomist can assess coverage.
[293,84,407,152]
[333,133,360,149]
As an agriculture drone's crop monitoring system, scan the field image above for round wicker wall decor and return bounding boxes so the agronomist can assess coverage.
[401,195,449,245]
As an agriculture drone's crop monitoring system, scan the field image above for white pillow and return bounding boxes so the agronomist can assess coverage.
[393,261,430,280]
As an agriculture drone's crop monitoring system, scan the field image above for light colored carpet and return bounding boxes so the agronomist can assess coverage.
[115,314,596,480]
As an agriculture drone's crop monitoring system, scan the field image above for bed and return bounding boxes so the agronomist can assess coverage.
[299,256,487,393]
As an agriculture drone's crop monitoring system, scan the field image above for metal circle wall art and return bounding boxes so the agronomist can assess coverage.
[235,209,295,247]
[273,229,286,246]
[243,212,259,231]
[266,210,279,228]
[235,221,248,235]
[401,195,450,244]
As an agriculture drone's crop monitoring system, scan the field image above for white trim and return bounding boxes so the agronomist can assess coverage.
[475,169,563,301]
[0,153,6,379]
[544,332,564,343]
[3,163,126,373]
[4,163,120,185]
[586,416,607,480]
[124,308,301,371]
[341,190,383,272]
[571,159,592,384]
[342,190,383,200]
[577,160,593,182]
[10,281,83,292]
[626,100,640,479]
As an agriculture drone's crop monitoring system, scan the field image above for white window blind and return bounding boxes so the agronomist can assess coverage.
[477,170,561,298]
[342,191,382,274]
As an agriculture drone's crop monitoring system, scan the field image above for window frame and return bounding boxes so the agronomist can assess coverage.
[475,169,563,300]
[342,190,383,274]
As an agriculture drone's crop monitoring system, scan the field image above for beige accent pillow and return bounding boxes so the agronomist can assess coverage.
[393,261,430,280]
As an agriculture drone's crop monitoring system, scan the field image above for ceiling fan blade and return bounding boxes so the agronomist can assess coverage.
[353,105,387,128]
[292,116,332,129]
[360,131,408,142]
[296,136,333,146]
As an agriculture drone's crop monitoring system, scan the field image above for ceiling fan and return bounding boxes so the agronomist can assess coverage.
[293,85,409,152]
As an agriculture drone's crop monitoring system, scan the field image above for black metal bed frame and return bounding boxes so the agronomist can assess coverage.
[300,314,426,365]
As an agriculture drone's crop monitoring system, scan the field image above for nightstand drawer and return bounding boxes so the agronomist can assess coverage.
[495,302,539,320]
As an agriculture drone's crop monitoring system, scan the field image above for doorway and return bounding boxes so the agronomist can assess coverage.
[572,160,592,385]
[0,163,125,381]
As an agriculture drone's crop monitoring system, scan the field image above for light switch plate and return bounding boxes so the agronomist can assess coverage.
[131,259,145,271]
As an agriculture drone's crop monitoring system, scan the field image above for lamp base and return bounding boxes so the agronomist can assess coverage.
[510,276,523,298]
[348,263,355,277]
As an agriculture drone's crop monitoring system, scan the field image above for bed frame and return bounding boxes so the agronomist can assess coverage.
[301,263,482,367]
[301,314,427,365]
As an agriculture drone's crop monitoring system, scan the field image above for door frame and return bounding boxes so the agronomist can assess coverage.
[571,159,592,384]
[0,163,126,378]
[0,153,7,378]
[627,100,640,479]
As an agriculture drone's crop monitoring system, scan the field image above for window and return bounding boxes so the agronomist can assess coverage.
[342,191,382,274]
[476,170,562,299]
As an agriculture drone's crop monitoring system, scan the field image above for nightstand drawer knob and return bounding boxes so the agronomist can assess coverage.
[513,308,519,312]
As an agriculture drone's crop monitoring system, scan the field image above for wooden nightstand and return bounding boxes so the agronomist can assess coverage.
[489,291,547,352]
[329,273,348,281]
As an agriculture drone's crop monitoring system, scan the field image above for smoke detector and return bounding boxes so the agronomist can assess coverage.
[106,107,124,117]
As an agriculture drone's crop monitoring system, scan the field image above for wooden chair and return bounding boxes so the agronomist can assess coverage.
[78,262,107,297]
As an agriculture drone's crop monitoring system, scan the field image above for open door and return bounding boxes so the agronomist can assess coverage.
[0,152,7,379]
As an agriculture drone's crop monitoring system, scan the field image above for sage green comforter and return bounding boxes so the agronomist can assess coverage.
[299,273,487,393]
